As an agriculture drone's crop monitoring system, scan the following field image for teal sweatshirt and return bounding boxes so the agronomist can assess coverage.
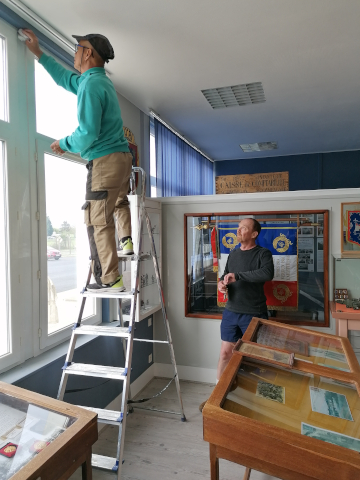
[39,53,129,161]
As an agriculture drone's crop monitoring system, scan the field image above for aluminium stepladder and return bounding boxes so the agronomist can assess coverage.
[57,167,186,478]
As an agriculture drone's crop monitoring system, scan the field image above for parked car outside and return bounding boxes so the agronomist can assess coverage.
[47,246,61,260]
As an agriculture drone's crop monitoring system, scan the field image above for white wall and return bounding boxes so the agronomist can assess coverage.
[153,188,360,382]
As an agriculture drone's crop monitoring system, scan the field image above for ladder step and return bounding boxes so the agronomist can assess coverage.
[73,325,130,338]
[92,453,118,472]
[82,290,134,299]
[78,406,123,425]
[63,363,127,380]
[117,252,151,261]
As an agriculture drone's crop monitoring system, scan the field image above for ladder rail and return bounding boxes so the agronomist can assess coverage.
[115,166,146,479]
[144,209,186,421]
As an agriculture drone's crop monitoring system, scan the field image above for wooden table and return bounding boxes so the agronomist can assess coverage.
[0,381,97,480]
[330,301,360,338]
[203,318,360,480]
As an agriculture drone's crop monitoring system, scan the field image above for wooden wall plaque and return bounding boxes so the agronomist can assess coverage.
[215,172,289,194]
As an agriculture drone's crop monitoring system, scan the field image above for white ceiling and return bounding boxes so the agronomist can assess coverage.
[21,0,360,161]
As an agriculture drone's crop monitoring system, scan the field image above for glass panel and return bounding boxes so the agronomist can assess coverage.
[223,362,360,452]
[0,34,8,122]
[0,391,75,478]
[254,323,350,372]
[186,211,328,325]
[35,59,78,139]
[0,142,8,356]
[45,154,95,333]
[333,256,360,305]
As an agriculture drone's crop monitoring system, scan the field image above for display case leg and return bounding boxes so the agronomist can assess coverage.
[243,467,251,480]
[82,451,92,480]
[210,444,219,480]
[338,319,349,338]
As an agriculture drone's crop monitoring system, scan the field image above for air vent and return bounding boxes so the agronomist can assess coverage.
[201,82,265,109]
[240,142,278,152]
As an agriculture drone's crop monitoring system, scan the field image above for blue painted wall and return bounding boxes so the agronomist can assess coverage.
[214,150,360,190]
[14,317,153,408]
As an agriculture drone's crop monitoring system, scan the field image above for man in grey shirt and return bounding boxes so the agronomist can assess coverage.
[217,218,274,381]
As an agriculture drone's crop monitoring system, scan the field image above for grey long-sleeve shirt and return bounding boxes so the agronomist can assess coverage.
[220,245,274,314]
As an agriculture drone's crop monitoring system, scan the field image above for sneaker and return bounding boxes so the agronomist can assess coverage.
[119,237,134,255]
[86,275,126,292]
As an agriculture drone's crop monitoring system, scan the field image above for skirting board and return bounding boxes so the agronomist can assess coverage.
[154,363,216,384]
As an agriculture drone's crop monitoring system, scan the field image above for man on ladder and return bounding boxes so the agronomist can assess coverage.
[24,29,133,292]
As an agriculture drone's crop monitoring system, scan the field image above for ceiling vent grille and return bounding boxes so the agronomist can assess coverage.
[201,82,265,109]
[240,142,278,152]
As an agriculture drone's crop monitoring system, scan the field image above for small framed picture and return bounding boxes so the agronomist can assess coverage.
[299,226,314,237]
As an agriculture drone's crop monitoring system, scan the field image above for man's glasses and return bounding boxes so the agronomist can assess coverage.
[75,44,90,53]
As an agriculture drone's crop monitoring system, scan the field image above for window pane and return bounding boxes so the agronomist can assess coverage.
[0,35,8,122]
[45,154,95,334]
[35,59,78,139]
[0,142,9,356]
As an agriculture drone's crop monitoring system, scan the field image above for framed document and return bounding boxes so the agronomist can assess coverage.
[341,202,360,256]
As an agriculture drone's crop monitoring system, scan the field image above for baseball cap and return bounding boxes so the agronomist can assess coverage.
[72,34,114,63]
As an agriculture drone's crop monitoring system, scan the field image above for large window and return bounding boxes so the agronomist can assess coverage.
[44,154,95,335]
[0,17,101,371]
[0,35,8,122]
[0,141,8,357]
[35,58,77,139]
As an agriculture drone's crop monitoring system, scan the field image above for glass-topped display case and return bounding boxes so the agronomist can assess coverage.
[203,318,360,480]
[0,381,97,480]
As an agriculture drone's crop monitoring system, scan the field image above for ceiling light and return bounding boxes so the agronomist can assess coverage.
[202,82,265,109]
[240,142,278,152]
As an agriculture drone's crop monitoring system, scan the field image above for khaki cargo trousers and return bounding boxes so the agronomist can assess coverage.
[82,152,133,285]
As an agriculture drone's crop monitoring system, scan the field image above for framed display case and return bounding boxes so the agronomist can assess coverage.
[203,318,360,480]
[341,202,360,256]
[0,380,97,480]
[120,196,162,322]
[185,210,329,326]
[330,254,360,337]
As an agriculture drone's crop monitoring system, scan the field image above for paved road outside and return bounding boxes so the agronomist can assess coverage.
[47,255,77,293]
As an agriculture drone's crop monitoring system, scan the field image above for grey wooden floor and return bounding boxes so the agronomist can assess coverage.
[70,378,279,480]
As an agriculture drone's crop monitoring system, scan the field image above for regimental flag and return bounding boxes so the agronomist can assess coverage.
[216,223,298,309]
[261,224,298,309]
[348,211,360,247]
[211,227,219,272]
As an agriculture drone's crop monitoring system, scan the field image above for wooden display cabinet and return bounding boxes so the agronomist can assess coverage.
[203,318,360,480]
[0,381,97,480]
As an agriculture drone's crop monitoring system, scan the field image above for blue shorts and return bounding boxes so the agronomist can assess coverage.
[220,309,268,343]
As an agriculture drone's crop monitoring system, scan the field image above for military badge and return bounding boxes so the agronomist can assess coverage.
[222,233,238,251]
[30,440,50,453]
[272,233,293,253]
[273,283,292,303]
[0,442,18,458]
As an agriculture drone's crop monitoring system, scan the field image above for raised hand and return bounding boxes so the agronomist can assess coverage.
[23,29,43,58]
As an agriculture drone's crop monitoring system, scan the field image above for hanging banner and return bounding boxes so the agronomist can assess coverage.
[348,211,360,247]
[217,223,298,309]
[210,227,219,272]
